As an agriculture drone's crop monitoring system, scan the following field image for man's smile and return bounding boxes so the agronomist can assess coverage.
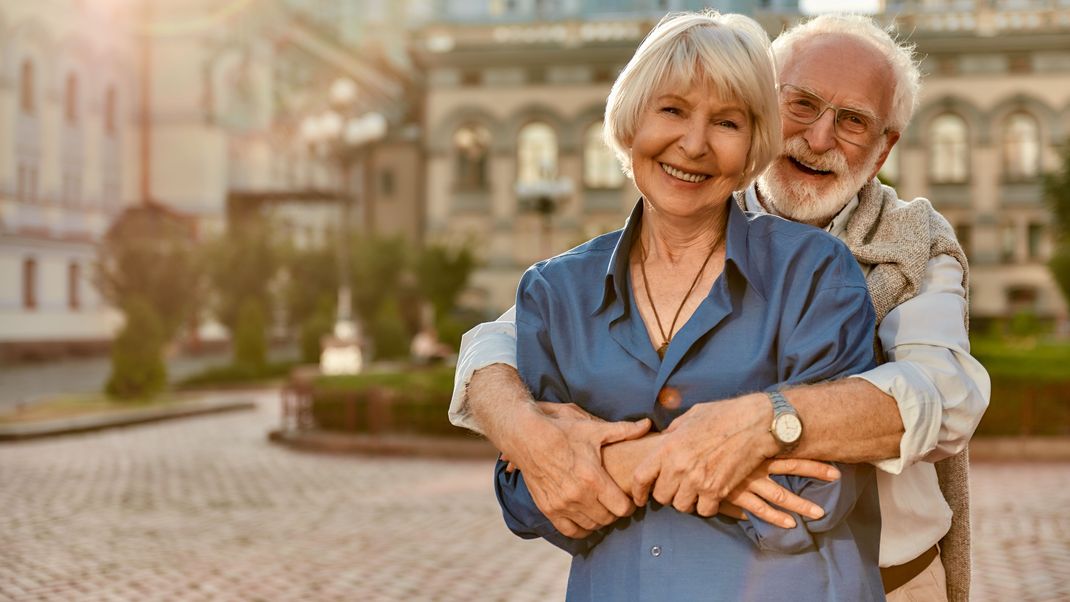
[788,155,834,176]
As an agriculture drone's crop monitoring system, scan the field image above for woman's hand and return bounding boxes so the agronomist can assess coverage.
[714,459,840,528]
[631,395,777,515]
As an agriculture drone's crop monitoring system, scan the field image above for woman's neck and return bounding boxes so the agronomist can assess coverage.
[639,201,729,265]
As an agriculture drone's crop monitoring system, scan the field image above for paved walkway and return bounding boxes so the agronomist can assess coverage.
[0,393,1067,601]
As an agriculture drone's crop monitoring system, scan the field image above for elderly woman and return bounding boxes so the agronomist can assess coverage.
[495,11,883,601]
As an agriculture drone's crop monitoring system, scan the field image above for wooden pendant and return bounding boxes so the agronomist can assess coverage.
[657,342,669,360]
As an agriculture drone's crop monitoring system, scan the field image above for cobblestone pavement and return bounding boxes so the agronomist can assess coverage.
[0,393,1067,601]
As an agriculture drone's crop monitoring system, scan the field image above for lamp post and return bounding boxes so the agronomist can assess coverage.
[515,176,573,258]
[300,77,387,375]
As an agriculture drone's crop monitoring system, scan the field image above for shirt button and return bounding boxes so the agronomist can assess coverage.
[650,545,662,557]
[657,387,682,410]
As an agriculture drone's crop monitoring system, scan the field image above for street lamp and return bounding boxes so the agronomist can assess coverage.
[515,176,573,258]
[299,77,387,375]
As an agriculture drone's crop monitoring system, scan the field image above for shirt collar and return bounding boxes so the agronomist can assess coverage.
[594,197,758,316]
[744,184,859,239]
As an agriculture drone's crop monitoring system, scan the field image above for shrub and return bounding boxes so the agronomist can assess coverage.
[972,338,1070,436]
[309,367,467,437]
[368,300,410,360]
[106,297,167,400]
[234,298,268,371]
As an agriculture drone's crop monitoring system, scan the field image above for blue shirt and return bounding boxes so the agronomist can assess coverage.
[496,199,884,601]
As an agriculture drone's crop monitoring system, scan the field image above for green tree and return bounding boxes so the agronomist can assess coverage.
[233,297,268,372]
[414,243,476,324]
[283,244,338,363]
[203,216,281,366]
[94,203,202,342]
[95,203,201,398]
[106,296,167,400]
[350,235,409,326]
[1044,145,1070,303]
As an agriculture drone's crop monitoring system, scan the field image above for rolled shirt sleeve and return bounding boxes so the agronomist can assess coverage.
[495,460,603,556]
[448,307,519,435]
[851,255,991,474]
[740,464,875,553]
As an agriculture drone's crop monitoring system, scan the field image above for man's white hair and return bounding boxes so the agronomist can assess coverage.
[772,14,921,132]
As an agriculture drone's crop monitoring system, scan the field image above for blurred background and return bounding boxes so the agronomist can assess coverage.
[0,0,1068,600]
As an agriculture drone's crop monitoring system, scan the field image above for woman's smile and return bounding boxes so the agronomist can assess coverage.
[660,162,709,183]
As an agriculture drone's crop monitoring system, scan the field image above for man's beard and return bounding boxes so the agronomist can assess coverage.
[757,135,883,227]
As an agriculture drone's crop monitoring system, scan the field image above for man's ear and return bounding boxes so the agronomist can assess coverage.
[868,131,901,180]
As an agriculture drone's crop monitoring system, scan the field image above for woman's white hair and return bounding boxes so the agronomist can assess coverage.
[604,11,781,190]
[772,14,921,132]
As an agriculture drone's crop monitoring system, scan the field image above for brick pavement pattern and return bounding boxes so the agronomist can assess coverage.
[0,393,1067,601]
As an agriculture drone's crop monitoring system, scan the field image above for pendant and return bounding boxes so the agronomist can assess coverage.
[657,342,668,360]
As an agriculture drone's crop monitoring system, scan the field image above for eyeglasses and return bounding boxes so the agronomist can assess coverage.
[778,83,888,147]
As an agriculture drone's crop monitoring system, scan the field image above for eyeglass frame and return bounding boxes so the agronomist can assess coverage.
[777,83,891,147]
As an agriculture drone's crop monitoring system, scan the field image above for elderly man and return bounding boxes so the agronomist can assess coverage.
[449,14,989,602]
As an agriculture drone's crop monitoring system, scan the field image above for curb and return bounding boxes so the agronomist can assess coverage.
[268,428,497,459]
[969,437,1070,461]
[0,398,257,442]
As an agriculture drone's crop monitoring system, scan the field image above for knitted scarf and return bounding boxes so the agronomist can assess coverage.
[737,179,973,601]
[845,178,972,602]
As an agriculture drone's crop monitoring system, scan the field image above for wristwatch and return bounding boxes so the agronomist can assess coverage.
[766,390,803,453]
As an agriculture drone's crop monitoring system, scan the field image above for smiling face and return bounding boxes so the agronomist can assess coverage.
[757,34,901,226]
[628,80,752,221]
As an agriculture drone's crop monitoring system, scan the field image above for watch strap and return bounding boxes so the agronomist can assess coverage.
[767,390,795,416]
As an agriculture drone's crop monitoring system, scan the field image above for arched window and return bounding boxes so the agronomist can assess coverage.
[65,73,79,124]
[929,113,969,184]
[453,124,491,191]
[517,122,558,184]
[1003,111,1040,181]
[20,60,35,114]
[583,121,624,189]
[104,86,117,134]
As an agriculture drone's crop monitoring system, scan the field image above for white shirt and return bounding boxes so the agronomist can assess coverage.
[449,186,991,567]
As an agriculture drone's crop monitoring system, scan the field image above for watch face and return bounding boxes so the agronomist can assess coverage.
[775,414,803,444]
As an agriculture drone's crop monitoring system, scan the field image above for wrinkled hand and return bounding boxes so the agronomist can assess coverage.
[504,403,651,539]
[717,459,840,528]
[631,394,778,516]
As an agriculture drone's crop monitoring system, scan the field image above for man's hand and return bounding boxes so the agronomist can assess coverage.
[717,459,840,528]
[503,402,651,539]
[631,394,778,516]
[467,364,650,539]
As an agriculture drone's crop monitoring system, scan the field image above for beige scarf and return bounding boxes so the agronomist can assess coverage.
[739,179,973,601]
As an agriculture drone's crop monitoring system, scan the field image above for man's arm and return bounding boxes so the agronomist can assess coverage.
[850,255,990,473]
[779,378,903,463]
[448,308,519,434]
[631,246,879,516]
[631,255,989,519]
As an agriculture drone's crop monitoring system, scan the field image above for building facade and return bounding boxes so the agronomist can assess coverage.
[417,0,1070,323]
[0,0,424,359]
[0,1,136,358]
[881,0,1070,324]
[4,0,1068,359]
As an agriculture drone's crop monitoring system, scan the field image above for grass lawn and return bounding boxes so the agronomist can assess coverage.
[0,393,192,425]
[971,337,1070,382]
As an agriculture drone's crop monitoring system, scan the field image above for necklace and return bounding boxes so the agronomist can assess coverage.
[638,235,722,360]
